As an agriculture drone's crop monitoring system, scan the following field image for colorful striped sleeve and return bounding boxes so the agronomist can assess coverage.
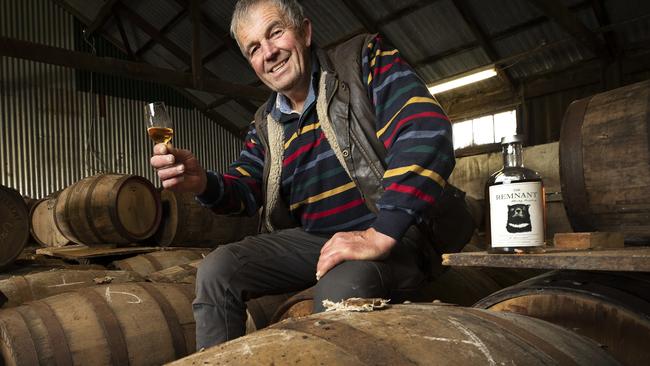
[363,35,455,240]
[195,122,264,217]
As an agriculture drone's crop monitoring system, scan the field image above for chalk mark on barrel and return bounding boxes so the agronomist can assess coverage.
[47,275,86,288]
[447,317,496,366]
[104,286,142,304]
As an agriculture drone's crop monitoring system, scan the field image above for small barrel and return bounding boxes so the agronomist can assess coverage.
[154,190,258,247]
[560,79,650,242]
[112,249,208,278]
[0,282,195,365]
[30,195,71,247]
[0,269,143,308]
[474,270,650,365]
[54,174,162,245]
[0,186,30,269]
[170,303,619,365]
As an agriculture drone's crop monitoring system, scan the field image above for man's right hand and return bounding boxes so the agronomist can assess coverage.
[150,143,207,194]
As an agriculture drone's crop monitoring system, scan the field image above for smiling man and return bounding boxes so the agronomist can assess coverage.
[150,0,461,350]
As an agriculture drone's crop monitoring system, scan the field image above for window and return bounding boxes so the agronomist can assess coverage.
[453,110,517,150]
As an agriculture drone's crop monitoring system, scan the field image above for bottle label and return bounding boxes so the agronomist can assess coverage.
[489,181,544,247]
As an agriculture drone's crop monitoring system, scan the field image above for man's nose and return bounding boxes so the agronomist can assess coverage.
[261,39,278,60]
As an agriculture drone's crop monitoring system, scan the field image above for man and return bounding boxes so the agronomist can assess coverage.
[150,0,457,350]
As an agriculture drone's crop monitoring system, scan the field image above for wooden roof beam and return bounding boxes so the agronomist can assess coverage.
[114,13,135,60]
[135,8,189,57]
[48,0,247,136]
[87,0,120,36]
[0,36,269,101]
[451,0,516,91]
[591,0,619,57]
[527,0,609,59]
[117,3,192,64]
[191,0,202,89]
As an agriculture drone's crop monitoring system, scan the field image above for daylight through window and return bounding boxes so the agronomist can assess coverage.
[452,110,517,149]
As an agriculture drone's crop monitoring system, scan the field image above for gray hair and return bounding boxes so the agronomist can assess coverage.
[230,0,306,52]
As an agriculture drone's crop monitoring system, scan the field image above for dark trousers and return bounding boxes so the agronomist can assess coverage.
[193,227,429,350]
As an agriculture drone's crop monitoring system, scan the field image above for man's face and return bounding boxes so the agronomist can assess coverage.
[237,2,312,100]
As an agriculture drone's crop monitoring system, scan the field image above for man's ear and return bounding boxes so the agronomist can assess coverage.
[302,18,313,47]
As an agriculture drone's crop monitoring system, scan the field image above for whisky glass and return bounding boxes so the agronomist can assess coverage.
[145,102,174,144]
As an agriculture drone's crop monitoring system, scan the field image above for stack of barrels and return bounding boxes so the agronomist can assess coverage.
[0,173,265,365]
[1,173,260,268]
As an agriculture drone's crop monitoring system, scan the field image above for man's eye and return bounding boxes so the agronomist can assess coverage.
[249,46,259,56]
[271,29,283,38]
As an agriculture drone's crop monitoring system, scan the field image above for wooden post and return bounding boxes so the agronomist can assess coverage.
[190,0,203,89]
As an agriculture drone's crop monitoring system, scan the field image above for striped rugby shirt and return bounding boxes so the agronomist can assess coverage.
[198,35,454,240]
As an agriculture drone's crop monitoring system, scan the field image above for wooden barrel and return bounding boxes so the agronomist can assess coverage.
[170,303,619,365]
[474,270,650,365]
[112,249,208,277]
[0,186,30,269]
[54,174,162,245]
[147,259,201,284]
[0,282,194,365]
[0,269,143,308]
[154,190,258,247]
[268,266,544,323]
[560,79,650,242]
[30,195,72,247]
[245,293,295,333]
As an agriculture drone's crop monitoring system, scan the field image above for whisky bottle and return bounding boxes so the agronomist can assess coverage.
[486,135,546,253]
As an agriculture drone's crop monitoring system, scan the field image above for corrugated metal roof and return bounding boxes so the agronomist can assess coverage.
[51,0,650,125]
[383,1,477,62]
[306,0,363,47]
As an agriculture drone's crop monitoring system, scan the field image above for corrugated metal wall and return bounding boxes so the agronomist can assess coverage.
[0,0,242,198]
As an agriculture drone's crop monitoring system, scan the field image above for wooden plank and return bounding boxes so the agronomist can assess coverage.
[190,0,203,89]
[87,0,120,35]
[553,232,624,249]
[36,245,159,260]
[442,246,650,272]
[0,36,269,100]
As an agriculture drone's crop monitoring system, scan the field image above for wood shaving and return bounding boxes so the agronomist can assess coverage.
[322,297,390,312]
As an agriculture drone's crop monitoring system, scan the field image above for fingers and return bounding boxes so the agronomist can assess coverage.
[161,175,186,189]
[316,237,353,280]
[316,251,343,281]
[153,143,168,155]
[157,164,185,180]
[150,154,175,169]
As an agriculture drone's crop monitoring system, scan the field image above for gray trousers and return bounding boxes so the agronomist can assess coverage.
[193,227,429,350]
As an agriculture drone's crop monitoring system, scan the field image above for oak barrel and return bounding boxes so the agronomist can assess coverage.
[30,195,71,247]
[147,259,201,284]
[154,190,258,247]
[112,249,208,277]
[54,174,161,245]
[0,269,143,308]
[170,303,619,365]
[269,266,543,323]
[474,270,650,365]
[0,186,29,269]
[560,79,650,242]
[245,293,295,333]
[0,282,194,365]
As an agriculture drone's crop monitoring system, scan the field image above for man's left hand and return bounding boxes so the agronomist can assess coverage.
[316,228,397,280]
